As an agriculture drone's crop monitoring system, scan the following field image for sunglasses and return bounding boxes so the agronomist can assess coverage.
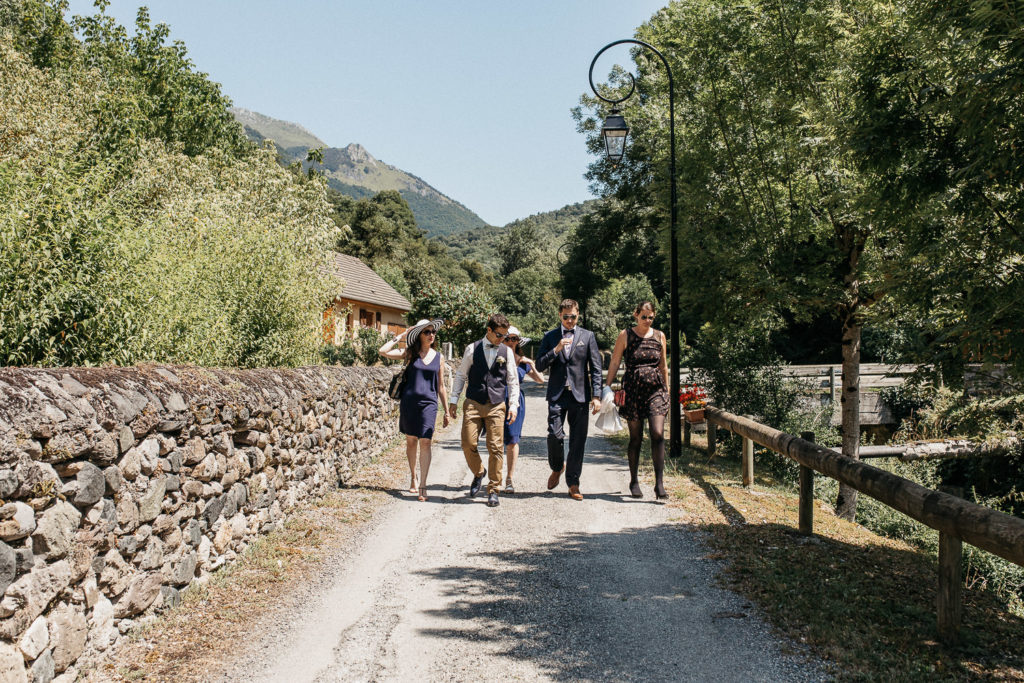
[561,314,578,321]
[491,331,508,339]
[639,315,654,321]
[420,329,436,336]
[506,337,521,343]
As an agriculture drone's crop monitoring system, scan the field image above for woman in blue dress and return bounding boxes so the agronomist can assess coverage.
[501,326,544,493]
[379,319,448,501]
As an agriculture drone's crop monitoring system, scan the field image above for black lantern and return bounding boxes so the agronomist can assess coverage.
[601,108,629,163]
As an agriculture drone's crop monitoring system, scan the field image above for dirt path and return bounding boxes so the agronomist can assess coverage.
[218,383,822,682]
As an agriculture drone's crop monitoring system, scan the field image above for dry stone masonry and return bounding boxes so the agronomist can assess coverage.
[0,365,399,682]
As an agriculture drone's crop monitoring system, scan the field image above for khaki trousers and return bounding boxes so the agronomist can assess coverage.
[461,398,506,494]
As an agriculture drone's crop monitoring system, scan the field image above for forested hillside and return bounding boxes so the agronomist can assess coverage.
[233,110,489,237]
[441,200,598,270]
[0,1,337,367]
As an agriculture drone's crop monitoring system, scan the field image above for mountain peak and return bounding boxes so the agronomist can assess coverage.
[343,143,376,165]
[230,108,326,150]
[234,108,489,236]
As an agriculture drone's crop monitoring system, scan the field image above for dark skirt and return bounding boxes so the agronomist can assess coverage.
[399,352,440,439]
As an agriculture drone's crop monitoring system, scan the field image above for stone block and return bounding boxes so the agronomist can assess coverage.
[0,640,27,682]
[137,479,165,524]
[31,502,81,561]
[113,571,163,618]
[0,561,72,640]
[29,649,53,683]
[0,502,36,541]
[48,606,87,674]
[19,615,49,660]
[72,463,104,508]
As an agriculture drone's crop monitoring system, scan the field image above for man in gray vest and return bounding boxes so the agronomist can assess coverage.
[448,314,520,507]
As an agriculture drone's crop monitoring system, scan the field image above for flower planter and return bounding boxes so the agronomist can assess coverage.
[683,408,705,424]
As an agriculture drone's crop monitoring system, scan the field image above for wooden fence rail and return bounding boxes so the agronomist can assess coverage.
[703,405,1024,643]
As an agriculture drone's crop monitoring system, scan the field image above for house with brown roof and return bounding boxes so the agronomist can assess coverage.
[323,253,412,343]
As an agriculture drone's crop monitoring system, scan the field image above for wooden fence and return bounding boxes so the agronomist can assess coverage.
[702,406,1024,643]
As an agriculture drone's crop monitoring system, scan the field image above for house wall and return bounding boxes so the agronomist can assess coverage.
[328,299,408,342]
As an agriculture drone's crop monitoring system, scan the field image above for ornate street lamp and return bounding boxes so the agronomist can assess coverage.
[589,39,682,459]
[600,108,629,163]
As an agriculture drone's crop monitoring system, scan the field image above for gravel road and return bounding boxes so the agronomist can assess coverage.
[220,383,823,682]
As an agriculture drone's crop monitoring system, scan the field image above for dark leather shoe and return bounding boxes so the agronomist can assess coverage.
[568,485,583,501]
[469,470,486,497]
[547,467,564,490]
[487,492,500,507]
[629,480,643,498]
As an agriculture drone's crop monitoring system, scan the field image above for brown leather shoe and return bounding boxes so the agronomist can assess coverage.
[568,485,583,501]
[547,467,564,490]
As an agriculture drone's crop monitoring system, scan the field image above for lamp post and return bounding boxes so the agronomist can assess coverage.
[589,39,681,459]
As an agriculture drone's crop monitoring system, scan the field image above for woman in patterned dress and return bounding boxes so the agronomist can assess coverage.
[604,302,670,499]
[379,319,449,501]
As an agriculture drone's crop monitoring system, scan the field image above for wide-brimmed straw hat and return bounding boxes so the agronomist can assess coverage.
[406,318,443,350]
[506,326,531,350]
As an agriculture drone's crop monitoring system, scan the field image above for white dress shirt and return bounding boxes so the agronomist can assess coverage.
[449,339,520,409]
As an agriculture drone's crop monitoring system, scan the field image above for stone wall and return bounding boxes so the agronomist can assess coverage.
[0,364,399,682]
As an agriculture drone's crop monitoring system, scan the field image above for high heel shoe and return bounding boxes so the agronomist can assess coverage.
[629,480,643,498]
[654,482,668,500]
[418,487,428,502]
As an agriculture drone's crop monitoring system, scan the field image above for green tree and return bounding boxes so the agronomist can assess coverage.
[578,0,899,519]
[493,265,563,339]
[497,219,540,277]
[587,275,660,349]
[408,282,493,354]
[0,4,336,368]
[838,1,1024,378]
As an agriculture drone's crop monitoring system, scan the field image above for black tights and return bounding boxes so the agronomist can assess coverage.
[627,414,666,492]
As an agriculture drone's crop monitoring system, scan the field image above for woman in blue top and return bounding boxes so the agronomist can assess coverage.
[379,319,448,501]
[501,326,544,493]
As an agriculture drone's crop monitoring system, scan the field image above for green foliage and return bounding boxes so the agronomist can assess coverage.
[492,265,562,340]
[586,275,659,349]
[355,326,391,367]
[442,200,598,270]
[372,261,413,302]
[329,188,476,297]
[0,3,336,367]
[320,341,356,367]
[496,220,540,278]
[408,281,492,354]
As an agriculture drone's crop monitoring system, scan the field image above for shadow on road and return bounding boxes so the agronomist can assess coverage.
[412,524,811,682]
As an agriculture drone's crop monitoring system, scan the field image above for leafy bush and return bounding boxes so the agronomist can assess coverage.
[0,6,338,368]
[355,327,392,366]
[320,342,357,367]
[693,323,834,478]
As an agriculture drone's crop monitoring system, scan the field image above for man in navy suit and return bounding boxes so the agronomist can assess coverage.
[536,299,603,500]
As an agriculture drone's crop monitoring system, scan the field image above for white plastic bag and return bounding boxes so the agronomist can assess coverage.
[595,385,624,434]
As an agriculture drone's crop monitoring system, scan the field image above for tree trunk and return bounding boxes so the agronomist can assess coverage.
[835,245,862,521]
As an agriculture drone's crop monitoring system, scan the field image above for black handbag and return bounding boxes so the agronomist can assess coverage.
[388,360,412,399]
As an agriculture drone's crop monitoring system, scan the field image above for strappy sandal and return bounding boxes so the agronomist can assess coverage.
[418,487,428,502]
[504,478,515,494]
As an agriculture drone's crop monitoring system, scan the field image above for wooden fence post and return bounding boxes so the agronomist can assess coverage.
[799,431,815,536]
[742,415,754,487]
[684,419,691,448]
[937,531,963,644]
[828,366,836,403]
[707,421,717,456]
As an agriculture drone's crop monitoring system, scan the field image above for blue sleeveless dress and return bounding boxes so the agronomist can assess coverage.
[399,352,440,439]
[503,362,529,445]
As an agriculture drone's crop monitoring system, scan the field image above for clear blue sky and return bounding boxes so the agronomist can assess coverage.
[67,1,666,226]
